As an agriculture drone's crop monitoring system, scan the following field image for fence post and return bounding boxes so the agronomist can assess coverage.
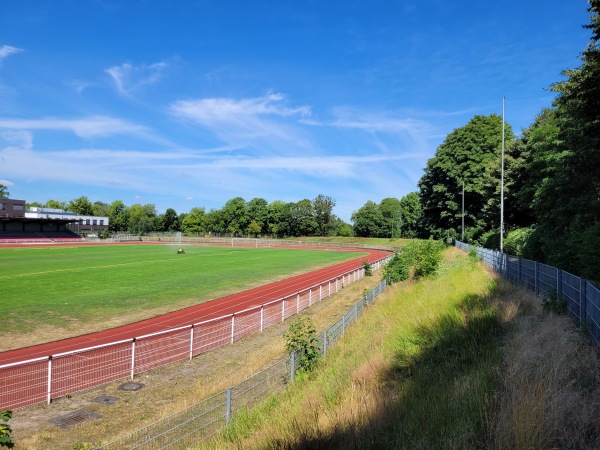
[226,388,232,425]
[260,306,264,333]
[518,256,522,285]
[328,281,331,297]
[189,325,194,360]
[296,294,300,314]
[534,261,539,295]
[130,339,136,379]
[580,279,587,325]
[290,352,295,383]
[309,288,312,306]
[231,314,235,344]
[557,269,562,300]
[47,356,52,405]
[282,299,285,322]
[319,285,322,301]
[323,330,327,356]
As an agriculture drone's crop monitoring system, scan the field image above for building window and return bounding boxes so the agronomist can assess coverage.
[100,220,104,225]
[86,219,90,225]
[12,204,24,211]
[0,203,5,210]
[93,220,97,225]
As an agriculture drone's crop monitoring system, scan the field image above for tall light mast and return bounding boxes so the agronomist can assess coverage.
[500,96,505,253]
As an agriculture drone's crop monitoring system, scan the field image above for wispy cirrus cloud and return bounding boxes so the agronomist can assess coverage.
[169,93,312,152]
[0,116,151,139]
[105,61,169,96]
[0,45,23,62]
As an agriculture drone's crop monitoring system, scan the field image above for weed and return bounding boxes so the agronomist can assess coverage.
[284,317,321,373]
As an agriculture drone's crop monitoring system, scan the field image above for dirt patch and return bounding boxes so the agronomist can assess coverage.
[10,274,383,449]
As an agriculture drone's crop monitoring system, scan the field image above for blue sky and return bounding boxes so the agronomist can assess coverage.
[0,0,591,222]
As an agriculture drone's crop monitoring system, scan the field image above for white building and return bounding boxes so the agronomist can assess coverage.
[26,207,109,234]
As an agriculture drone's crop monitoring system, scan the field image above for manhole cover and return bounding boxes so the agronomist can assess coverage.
[49,409,102,429]
[118,382,145,392]
[91,395,119,405]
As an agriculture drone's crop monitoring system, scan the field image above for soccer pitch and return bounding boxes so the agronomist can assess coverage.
[0,244,364,338]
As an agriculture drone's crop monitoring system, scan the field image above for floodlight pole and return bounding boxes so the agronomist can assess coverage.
[461,181,465,241]
[500,96,505,253]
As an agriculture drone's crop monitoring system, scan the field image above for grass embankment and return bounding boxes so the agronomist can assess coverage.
[0,245,363,350]
[212,248,600,449]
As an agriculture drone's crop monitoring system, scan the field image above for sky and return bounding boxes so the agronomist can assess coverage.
[0,0,592,222]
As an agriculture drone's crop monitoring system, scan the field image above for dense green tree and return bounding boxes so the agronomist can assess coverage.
[351,201,385,237]
[127,203,156,235]
[181,207,207,235]
[418,114,514,242]
[67,196,94,215]
[289,199,317,236]
[267,200,290,237]
[92,201,109,217]
[398,192,424,238]
[312,194,336,236]
[107,200,129,232]
[0,184,9,199]
[220,197,249,236]
[161,208,180,232]
[247,198,269,234]
[45,199,67,210]
[379,198,402,238]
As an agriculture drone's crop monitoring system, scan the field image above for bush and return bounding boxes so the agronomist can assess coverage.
[284,317,321,372]
[362,260,373,276]
[504,227,535,256]
[383,239,445,284]
[0,410,13,449]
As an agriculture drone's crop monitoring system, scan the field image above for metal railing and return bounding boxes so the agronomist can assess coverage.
[98,278,388,449]
[455,241,600,348]
[0,252,392,411]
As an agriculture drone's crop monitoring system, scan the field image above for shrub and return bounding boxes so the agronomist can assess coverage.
[362,260,373,276]
[284,317,321,372]
[383,239,445,284]
[504,227,535,256]
[0,410,13,449]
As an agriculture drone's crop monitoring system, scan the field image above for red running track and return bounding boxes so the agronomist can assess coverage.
[0,246,390,367]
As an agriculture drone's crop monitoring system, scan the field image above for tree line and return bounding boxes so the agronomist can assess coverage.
[416,1,600,280]
[21,194,348,239]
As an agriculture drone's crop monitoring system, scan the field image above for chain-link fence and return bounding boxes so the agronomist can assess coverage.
[455,241,600,348]
[98,278,388,449]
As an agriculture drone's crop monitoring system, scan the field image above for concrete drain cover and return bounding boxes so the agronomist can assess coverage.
[118,381,145,392]
[49,409,102,429]
[91,395,119,405]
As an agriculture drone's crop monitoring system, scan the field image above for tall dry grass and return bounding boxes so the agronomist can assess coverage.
[488,279,600,450]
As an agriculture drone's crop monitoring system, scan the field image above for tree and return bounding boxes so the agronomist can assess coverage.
[107,200,129,232]
[289,199,317,236]
[161,208,180,232]
[92,201,109,217]
[181,207,207,235]
[67,196,94,215]
[0,184,9,199]
[398,192,424,238]
[379,197,402,238]
[312,194,336,236]
[418,114,514,242]
[247,198,269,235]
[221,197,249,236]
[351,201,385,237]
[267,200,290,237]
[45,199,67,210]
[127,204,156,235]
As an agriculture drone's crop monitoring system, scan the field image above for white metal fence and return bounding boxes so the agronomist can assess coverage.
[455,241,600,348]
[97,279,388,449]
[0,252,392,411]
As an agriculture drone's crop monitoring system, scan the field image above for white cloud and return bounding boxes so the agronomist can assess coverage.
[106,61,169,96]
[0,116,150,138]
[169,93,312,152]
[0,130,33,149]
[0,179,14,186]
[0,45,23,61]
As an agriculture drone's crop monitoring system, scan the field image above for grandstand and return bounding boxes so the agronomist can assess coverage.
[0,198,108,244]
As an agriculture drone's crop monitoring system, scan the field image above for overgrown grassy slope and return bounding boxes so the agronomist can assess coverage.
[213,248,600,450]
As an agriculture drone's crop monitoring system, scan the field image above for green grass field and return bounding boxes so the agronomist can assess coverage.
[0,244,365,337]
